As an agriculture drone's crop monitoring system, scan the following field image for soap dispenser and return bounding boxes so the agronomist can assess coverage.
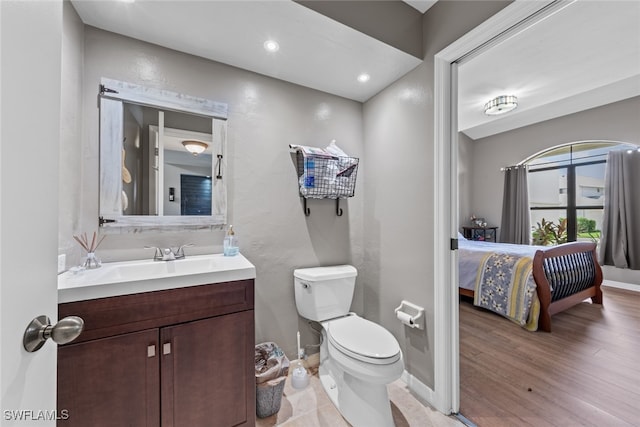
[223,225,239,256]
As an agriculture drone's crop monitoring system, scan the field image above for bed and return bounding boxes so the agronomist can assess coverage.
[458,238,603,332]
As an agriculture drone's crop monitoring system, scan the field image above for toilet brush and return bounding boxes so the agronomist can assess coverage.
[291,331,309,389]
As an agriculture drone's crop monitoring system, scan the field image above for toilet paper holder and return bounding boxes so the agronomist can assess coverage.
[394,300,424,330]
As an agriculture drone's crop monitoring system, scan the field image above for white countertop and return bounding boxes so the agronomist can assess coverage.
[58,253,256,303]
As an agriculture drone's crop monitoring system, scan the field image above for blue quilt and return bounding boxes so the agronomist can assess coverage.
[473,252,540,331]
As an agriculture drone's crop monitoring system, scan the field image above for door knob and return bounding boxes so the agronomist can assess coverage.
[23,315,84,352]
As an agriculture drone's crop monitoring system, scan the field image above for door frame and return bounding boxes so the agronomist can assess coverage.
[432,0,562,414]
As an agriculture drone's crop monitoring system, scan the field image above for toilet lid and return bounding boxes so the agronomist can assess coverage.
[327,316,401,364]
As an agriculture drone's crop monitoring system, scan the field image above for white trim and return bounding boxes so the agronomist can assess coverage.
[432,0,559,415]
[401,371,436,405]
[602,280,640,293]
[432,43,454,416]
[100,77,228,119]
[449,62,460,412]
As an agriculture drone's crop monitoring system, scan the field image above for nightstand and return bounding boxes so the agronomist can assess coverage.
[462,226,498,242]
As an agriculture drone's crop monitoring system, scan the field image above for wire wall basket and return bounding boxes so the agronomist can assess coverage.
[295,151,359,199]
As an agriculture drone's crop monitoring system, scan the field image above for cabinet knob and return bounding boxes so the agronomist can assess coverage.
[163,342,171,355]
[147,345,156,358]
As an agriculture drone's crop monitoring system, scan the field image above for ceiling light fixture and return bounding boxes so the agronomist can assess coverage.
[484,95,518,115]
[263,40,279,52]
[357,73,370,83]
[182,140,208,156]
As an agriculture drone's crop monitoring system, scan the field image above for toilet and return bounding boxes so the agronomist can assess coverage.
[294,265,404,427]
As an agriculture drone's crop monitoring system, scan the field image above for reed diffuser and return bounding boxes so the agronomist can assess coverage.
[73,231,105,269]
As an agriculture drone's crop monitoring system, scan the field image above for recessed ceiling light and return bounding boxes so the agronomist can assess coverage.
[263,40,280,52]
[357,73,370,83]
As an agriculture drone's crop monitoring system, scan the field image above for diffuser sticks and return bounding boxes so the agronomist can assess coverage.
[73,231,105,253]
[73,232,104,269]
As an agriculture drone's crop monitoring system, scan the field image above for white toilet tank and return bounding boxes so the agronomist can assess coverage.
[294,265,357,322]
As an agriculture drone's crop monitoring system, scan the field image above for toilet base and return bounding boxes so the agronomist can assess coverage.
[319,359,395,427]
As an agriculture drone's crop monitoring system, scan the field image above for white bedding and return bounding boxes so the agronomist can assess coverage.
[458,239,547,291]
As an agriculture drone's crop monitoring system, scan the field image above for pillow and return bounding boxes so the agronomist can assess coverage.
[458,232,467,240]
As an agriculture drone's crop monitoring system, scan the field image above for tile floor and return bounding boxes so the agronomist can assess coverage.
[255,367,463,427]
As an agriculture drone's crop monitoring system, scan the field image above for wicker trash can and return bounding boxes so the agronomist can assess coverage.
[255,342,289,418]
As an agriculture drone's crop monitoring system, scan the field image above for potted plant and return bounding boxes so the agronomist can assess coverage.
[531,218,567,246]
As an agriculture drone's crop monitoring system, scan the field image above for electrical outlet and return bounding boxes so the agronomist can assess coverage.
[57,254,66,274]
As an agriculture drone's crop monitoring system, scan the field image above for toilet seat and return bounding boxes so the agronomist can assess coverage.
[326,315,401,365]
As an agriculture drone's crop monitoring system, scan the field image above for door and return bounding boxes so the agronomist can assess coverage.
[1,1,62,424]
[161,311,255,427]
[57,330,160,427]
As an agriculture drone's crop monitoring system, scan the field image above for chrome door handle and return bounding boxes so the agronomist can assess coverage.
[23,315,84,352]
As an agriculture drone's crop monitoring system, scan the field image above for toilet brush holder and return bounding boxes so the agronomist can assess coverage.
[291,361,309,389]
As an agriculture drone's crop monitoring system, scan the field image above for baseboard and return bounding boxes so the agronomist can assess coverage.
[602,280,640,293]
[400,370,436,407]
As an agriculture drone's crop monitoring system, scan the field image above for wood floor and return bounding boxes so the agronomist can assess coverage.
[459,285,640,427]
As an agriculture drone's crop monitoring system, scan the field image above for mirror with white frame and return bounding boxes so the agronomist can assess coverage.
[99,78,228,230]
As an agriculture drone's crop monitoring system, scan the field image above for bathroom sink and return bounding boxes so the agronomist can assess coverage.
[58,253,256,303]
[112,256,219,281]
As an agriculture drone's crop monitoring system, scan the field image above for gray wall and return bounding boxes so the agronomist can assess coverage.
[58,0,513,388]
[362,0,509,390]
[56,0,640,403]
[58,1,84,263]
[296,0,423,58]
[59,24,365,359]
[458,132,475,228]
[461,96,640,285]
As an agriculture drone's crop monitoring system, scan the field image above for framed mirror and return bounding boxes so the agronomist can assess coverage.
[99,78,228,231]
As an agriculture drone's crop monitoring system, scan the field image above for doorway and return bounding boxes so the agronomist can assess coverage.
[180,174,212,216]
[432,0,569,415]
[435,0,640,419]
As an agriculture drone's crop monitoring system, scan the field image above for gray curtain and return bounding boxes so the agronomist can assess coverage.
[600,150,640,270]
[500,165,530,244]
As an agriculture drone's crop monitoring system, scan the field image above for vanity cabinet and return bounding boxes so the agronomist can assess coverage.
[57,279,255,427]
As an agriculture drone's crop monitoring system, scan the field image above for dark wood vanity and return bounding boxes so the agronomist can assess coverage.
[57,279,255,427]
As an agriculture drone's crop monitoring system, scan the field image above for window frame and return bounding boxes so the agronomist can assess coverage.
[529,158,605,241]
[525,141,637,243]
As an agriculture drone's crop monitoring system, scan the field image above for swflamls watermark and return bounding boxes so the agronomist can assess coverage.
[3,409,69,421]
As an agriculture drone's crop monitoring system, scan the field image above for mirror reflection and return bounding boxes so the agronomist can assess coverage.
[122,103,213,216]
[98,78,228,230]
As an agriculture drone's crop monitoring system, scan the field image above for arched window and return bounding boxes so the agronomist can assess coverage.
[525,141,637,245]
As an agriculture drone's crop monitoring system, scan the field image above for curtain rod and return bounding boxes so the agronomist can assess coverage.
[500,165,527,171]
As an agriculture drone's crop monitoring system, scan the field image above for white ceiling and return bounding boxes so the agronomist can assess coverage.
[70,0,640,138]
[70,0,422,103]
[458,0,640,140]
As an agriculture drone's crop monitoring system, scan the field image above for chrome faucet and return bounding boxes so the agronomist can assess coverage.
[145,244,194,261]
